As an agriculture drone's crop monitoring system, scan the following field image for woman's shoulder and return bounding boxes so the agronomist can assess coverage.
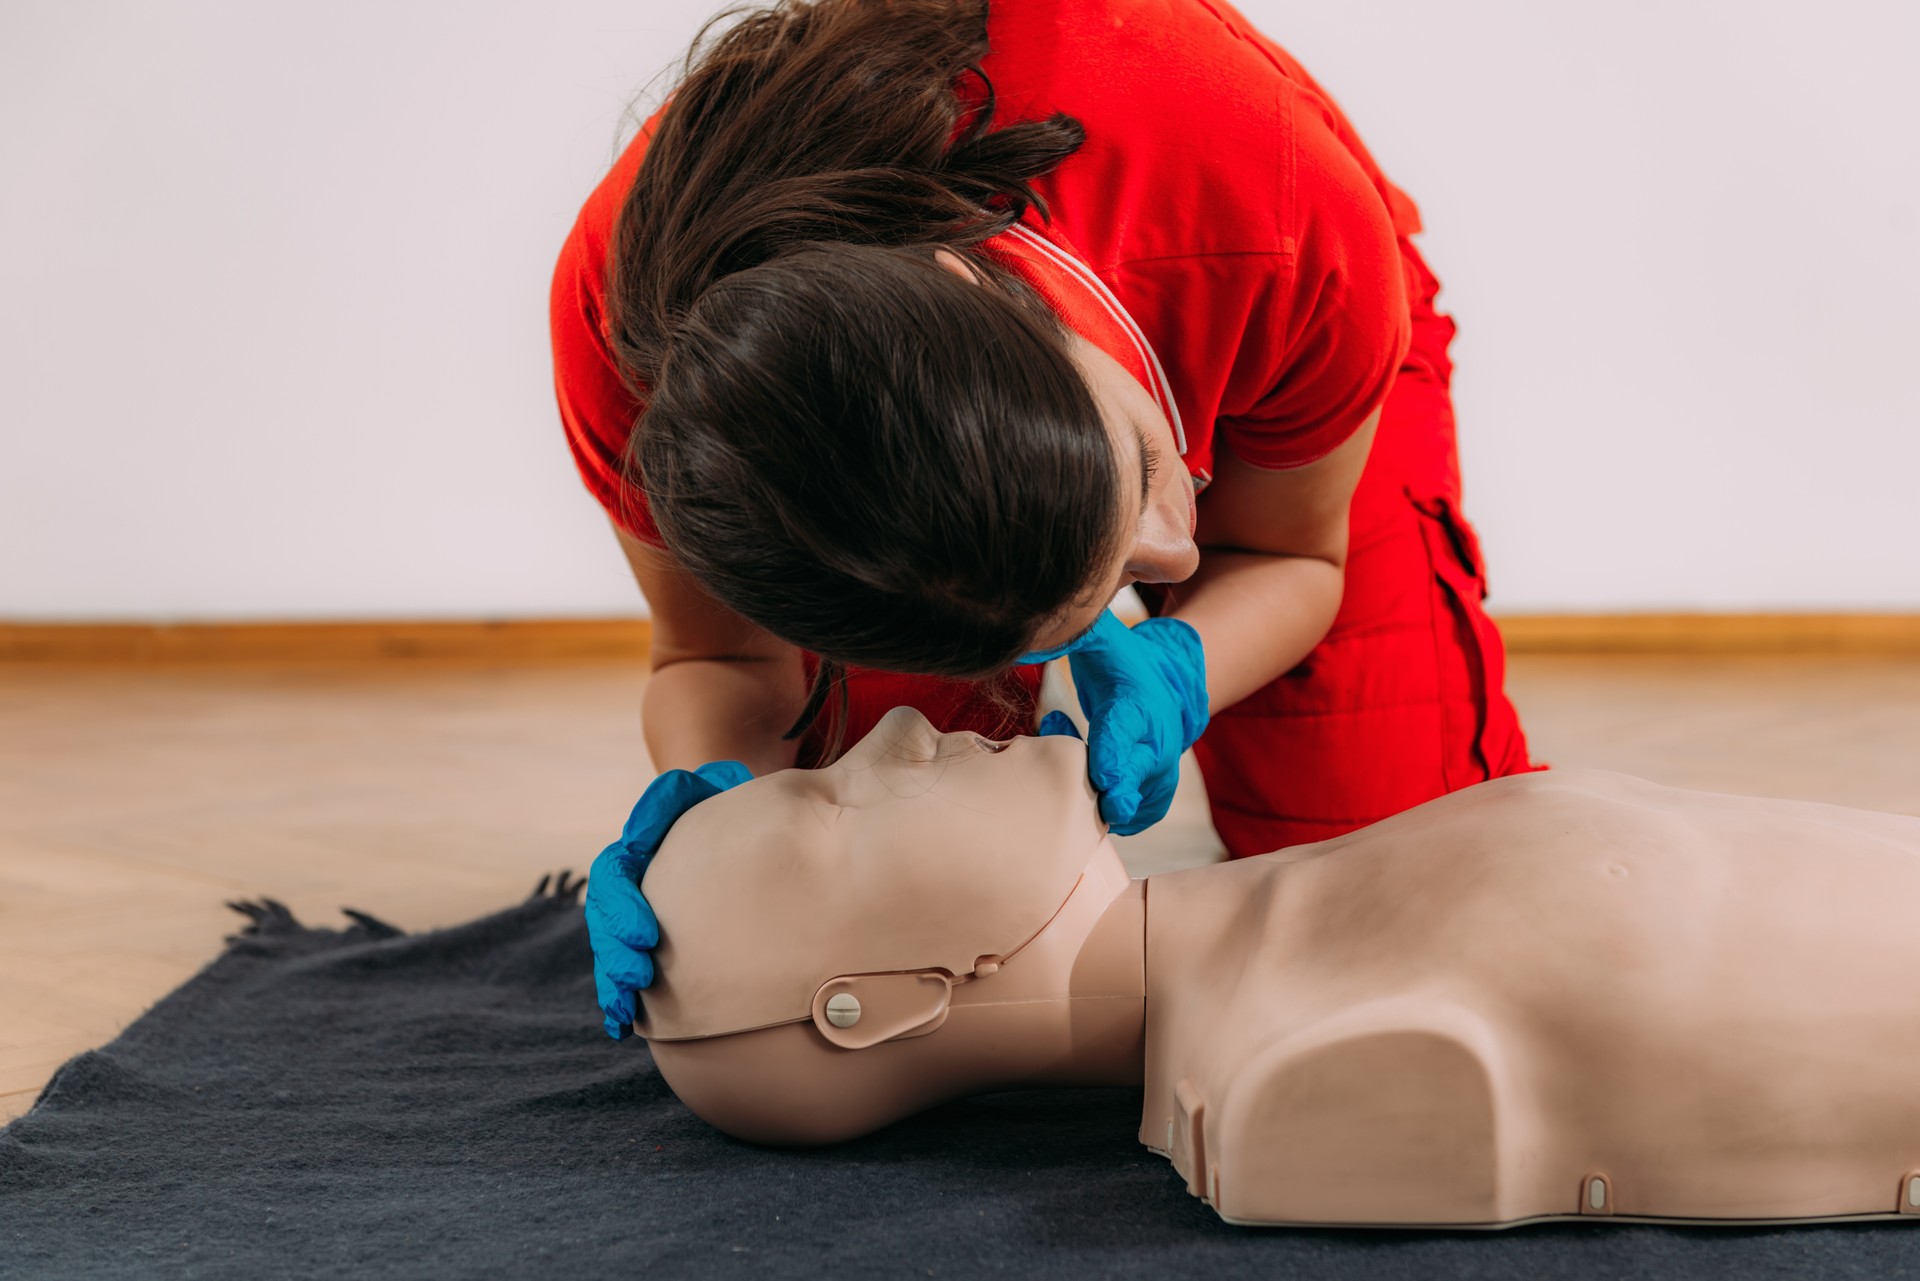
[980,0,1422,472]
[981,0,1418,266]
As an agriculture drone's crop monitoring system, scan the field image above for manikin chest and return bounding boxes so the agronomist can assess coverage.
[1138,769,1920,1227]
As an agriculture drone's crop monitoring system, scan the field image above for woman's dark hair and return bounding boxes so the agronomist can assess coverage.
[605,0,1123,755]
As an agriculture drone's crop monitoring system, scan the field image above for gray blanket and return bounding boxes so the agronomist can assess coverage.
[2,876,1911,1279]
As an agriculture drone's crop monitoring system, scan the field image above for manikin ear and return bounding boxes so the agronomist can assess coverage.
[810,972,953,1051]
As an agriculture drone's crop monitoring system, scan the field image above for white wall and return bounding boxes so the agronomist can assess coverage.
[1263,2,1920,611]
[3,0,1915,620]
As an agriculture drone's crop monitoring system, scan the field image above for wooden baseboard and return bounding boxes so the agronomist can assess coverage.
[3,614,1918,662]
[0,619,654,663]
[1492,613,1920,655]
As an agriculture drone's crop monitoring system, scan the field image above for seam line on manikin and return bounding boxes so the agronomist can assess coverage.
[959,994,1144,1009]
[1004,221,1189,454]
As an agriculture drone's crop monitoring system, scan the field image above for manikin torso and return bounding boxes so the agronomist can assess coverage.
[635,707,1920,1227]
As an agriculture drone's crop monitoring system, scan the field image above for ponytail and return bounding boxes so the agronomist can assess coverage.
[607,0,1083,389]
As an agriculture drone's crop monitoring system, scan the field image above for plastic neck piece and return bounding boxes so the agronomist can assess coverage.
[945,841,1146,1086]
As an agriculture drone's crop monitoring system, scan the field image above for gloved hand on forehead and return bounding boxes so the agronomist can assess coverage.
[1019,607,1209,837]
[586,759,752,1041]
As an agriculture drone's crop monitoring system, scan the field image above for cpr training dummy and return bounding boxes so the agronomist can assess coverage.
[627,706,1920,1229]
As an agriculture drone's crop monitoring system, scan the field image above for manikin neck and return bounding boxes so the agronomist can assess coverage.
[946,842,1147,1089]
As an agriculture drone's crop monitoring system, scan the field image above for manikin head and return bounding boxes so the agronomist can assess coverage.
[637,707,1144,1144]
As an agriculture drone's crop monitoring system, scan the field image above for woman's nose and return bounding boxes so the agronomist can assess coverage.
[1126,522,1200,584]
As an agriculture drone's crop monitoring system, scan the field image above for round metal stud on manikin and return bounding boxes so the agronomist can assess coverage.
[825,992,862,1028]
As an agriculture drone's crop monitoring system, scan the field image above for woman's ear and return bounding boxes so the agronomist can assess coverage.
[930,246,983,286]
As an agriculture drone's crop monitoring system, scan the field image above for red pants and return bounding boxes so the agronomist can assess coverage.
[802,236,1538,855]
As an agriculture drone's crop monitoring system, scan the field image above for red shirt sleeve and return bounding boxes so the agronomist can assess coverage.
[548,109,669,544]
[1212,65,1414,471]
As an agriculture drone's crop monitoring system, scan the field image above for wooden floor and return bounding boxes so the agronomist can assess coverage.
[4,653,1918,1122]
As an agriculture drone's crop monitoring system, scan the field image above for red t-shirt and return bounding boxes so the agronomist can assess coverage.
[549,0,1420,545]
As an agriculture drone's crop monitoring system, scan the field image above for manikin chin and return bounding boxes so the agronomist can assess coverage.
[635,706,1920,1229]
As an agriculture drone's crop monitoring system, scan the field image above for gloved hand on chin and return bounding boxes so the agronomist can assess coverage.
[1019,607,1209,837]
[585,760,752,1041]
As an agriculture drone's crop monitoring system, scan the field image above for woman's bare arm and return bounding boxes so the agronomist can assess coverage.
[1167,406,1379,714]
[615,523,809,776]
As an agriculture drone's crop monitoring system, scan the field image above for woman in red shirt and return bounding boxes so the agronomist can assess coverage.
[557,0,1537,1035]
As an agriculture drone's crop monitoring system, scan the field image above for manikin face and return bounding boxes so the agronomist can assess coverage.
[637,707,1110,1041]
[929,248,1200,653]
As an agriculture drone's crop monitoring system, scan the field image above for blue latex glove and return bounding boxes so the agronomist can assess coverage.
[1019,608,1209,836]
[585,760,752,1041]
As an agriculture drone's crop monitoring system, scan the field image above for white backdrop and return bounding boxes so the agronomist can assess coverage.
[3,0,1915,620]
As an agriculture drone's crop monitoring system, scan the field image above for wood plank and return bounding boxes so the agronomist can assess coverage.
[0,661,657,1124]
[0,1089,42,1125]
[1505,654,1920,817]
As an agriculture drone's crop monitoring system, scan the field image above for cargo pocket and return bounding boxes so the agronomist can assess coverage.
[1408,486,1503,788]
